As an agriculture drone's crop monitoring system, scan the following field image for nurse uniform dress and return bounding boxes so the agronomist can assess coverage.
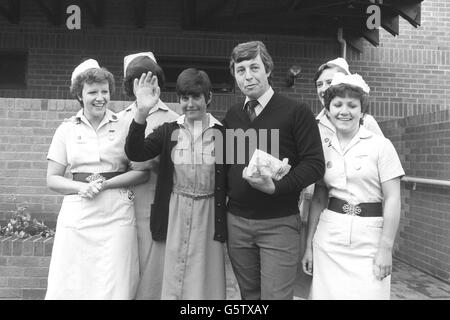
[45,109,139,300]
[118,100,178,299]
[311,125,404,300]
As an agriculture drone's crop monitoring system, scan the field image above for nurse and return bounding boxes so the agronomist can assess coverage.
[298,58,385,265]
[118,51,178,299]
[314,57,383,137]
[45,59,148,299]
[301,73,404,299]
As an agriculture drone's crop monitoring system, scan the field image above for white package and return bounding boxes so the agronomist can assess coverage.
[246,149,291,181]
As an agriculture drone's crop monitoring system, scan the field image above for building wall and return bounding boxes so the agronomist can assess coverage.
[0,0,448,119]
[1,0,450,282]
[380,111,450,282]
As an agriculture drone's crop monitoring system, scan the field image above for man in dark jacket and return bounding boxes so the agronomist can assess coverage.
[223,40,325,300]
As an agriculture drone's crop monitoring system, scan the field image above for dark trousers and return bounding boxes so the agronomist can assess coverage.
[227,212,301,300]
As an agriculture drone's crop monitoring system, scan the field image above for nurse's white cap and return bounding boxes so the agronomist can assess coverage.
[324,57,350,75]
[331,73,370,94]
[71,58,101,83]
[123,52,157,77]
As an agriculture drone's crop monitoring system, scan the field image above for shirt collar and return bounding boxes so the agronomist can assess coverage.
[316,108,327,120]
[357,125,373,139]
[243,86,274,110]
[125,99,170,115]
[317,108,336,132]
[176,113,223,128]
[75,108,118,126]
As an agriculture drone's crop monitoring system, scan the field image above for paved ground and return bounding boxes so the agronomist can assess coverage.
[225,251,450,300]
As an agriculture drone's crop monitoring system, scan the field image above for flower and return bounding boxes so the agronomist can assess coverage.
[0,194,55,239]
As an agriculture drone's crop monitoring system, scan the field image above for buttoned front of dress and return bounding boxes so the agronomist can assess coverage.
[50,108,129,174]
[161,114,226,300]
[320,126,404,205]
[45,108,139,300]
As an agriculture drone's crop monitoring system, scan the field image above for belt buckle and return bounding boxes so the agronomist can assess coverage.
[86,173,106,183]
[342,203,361,216]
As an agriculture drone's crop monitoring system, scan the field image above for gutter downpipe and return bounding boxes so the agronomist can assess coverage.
[337,27,347,59]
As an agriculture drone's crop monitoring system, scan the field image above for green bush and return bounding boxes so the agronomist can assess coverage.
[0,194,55,239]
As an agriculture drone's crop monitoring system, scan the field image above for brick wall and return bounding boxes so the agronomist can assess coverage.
[0,0,448,120]
[0,236,52,299]
[380,111,450,283]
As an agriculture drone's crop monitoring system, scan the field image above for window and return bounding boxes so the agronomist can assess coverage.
[0,50,28,89]
[157,56,234,94]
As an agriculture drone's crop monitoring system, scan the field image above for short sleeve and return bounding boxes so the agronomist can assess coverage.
[47,123,68,167]
[378,138,405,183]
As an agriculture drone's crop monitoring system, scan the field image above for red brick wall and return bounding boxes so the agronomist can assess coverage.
[0,1,446,119]
[0,236,52,299]
[1,0,450,286]
[380,111,450,283]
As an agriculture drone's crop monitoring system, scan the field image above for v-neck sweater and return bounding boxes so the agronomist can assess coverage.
[223,92,325,219]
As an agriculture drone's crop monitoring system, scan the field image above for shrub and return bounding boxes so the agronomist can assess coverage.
[0,194,55,239]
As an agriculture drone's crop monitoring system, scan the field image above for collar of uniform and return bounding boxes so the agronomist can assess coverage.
[75,108,119,125]
[242,86,274,110]
[357,125,373,139]
[317,108,336,132]
[125,99,170,115]
[316,108,326,120]
[176,113,223,127]
[328,124,373,155]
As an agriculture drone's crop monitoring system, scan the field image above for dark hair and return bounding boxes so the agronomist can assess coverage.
[324,84,369,114]
[70,68,115,106]
[313,64,349,88]
[122,56,165,98]
[176,68,212,104]
[229,40,274,76]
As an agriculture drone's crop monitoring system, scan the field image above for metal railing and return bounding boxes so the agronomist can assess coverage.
[401,176,450,190]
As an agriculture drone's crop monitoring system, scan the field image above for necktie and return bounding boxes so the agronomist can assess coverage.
[245,100,258,122]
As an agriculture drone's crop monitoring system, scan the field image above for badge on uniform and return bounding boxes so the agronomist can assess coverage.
[127,190,134,201]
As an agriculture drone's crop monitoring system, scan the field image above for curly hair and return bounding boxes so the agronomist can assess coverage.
[323,83,369,114]
[123,56,165,99]
[70,68,115,106]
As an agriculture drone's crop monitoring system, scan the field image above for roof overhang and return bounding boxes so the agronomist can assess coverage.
[0,0,423,53]
[181,0,423,53]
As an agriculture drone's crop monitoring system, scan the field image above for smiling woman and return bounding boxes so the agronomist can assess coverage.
[44,58,149,300]
[302,73,405,300]
[124,67,228,300]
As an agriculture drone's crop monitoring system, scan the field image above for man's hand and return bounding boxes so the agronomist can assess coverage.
[134,72,160,124]
[301,246,313,276]
[242,167,275,194]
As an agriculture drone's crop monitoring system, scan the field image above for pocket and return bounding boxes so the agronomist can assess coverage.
[201,150,215,165]
[172,143,190,165]
[117,188,135,203]
[313,218,349,246]
[365,217,383,228]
